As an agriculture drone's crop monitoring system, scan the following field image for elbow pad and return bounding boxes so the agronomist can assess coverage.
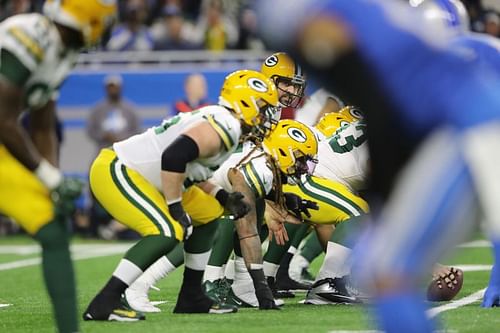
[161,134,200,172]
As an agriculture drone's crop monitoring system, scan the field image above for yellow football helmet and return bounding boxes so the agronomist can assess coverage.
[219,69,279,138]
[315,113,351,138]
[263,120,318,179]
[337,106,364,123]
[43,0,117,47]
[261,52,306,108]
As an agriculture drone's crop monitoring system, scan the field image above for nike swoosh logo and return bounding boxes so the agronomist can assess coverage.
[233,299,242,305]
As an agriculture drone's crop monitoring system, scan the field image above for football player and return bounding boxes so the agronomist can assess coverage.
[258,0,500,331]
[125,119,318,311]
[0,1,117,332]
[82,69,278,321]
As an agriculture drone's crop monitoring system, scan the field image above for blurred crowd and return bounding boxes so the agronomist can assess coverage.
[0,0,265,51]
[0,0,498,52]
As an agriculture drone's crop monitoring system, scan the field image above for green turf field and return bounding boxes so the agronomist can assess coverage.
[0,236,499,333]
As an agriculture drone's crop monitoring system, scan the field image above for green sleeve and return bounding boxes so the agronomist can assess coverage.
[0,48,32,87]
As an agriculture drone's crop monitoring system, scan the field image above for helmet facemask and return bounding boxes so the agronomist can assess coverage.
[247,98,279,140]
[274,76,306,108]
[283,150,318,184]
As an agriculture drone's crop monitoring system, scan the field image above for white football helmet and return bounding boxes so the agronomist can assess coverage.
[409,0,470,33]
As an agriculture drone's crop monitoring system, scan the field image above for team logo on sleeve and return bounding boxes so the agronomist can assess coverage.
[264,55,278,67]
[287,127,307,143]
[248,78,268,93]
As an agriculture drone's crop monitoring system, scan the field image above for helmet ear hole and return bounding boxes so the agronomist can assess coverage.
[279,148,287,157]
[240,100,249,107]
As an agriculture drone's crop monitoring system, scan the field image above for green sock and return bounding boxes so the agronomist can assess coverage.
[125,234,178,270]
[301,231,324,263]
[34,220,78,333]
[207,217,234,266]
[185,220,219,253]
[166,242,185,267]
[330,216,365,247]
[264,223,304,264]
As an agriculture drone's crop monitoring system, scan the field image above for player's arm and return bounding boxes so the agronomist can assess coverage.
[0,49,62,190]
[229,168,278,310]
[160,121,222,238]
[29,99,59,166]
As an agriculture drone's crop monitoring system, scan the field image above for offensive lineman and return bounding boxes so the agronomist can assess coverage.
[83,69,279,321]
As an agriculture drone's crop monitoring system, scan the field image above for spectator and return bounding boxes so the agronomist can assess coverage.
[192,0,238,51]
[86,74,142,238]
[172,73,210,115]
[484,11,500,38]
[236,7,265,50]
[87,75,141,152]
[106,0,154,51]
[150,3,200,50]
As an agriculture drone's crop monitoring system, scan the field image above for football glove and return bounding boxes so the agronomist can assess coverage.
[225,191,251,219]
[249,269,280,310]
[51,177,84,220]
[168,201,193,241]
[284,192,319,219]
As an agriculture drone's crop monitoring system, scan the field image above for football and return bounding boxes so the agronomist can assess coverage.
[427,267,464,302]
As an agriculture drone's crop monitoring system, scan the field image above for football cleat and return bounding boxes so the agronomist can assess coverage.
[203,278,232,303]
[225,288,257,308]
[304,278,360,305]
[83,294,145,321]
[275,268,312,292]
[125,285,161,313]
[174,290,237,314]
[267,276,295,299]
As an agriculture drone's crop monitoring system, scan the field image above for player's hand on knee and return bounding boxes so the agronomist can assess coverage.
[225,191,251,219]
[284,192,318,219]
[51,177,84,220]
[168,200,193,241]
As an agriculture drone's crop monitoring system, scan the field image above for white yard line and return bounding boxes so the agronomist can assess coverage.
[0,304,13,308]
[150,301,168,305]
[427,289,486,318]
[455,264,492,272]
[458,240,491,248]
[0,243,133,271]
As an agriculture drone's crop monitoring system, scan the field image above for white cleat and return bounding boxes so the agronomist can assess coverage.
[125,287,161,313]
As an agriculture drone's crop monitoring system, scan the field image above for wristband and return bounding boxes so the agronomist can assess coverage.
[168,200,184,221]
[35,159,62,190]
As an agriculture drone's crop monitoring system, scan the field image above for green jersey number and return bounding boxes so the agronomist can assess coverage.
[328,124,366,154]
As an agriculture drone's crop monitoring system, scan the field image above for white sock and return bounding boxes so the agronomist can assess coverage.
[263,261,279,278]
[316,241,351,281]
[204,264,226,282]
[185,250,212,271]
[289,254,310,281]
[231,256,258,307]
[113,259,144,286]
[224,258,235,280]
[129,256,176,292]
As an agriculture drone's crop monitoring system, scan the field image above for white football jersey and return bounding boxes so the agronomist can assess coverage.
[313,121,369,192]
[210,141,274,198]
[114,105,242,190]
[0,14,78,108]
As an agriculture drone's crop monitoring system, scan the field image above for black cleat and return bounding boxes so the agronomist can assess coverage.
[83,293,145,321]
[304,278,360,305]
[275,270,312,292]
[174,291,237,314]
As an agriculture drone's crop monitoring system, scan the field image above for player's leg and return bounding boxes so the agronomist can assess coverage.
[84,150,183,321]
[290,231,323,283]
[125,243,184,312]
[355,129,476,332]
[173,186,236,313]
[272,224,312,293]
[306,216,367,304]
[0,146,78,333]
